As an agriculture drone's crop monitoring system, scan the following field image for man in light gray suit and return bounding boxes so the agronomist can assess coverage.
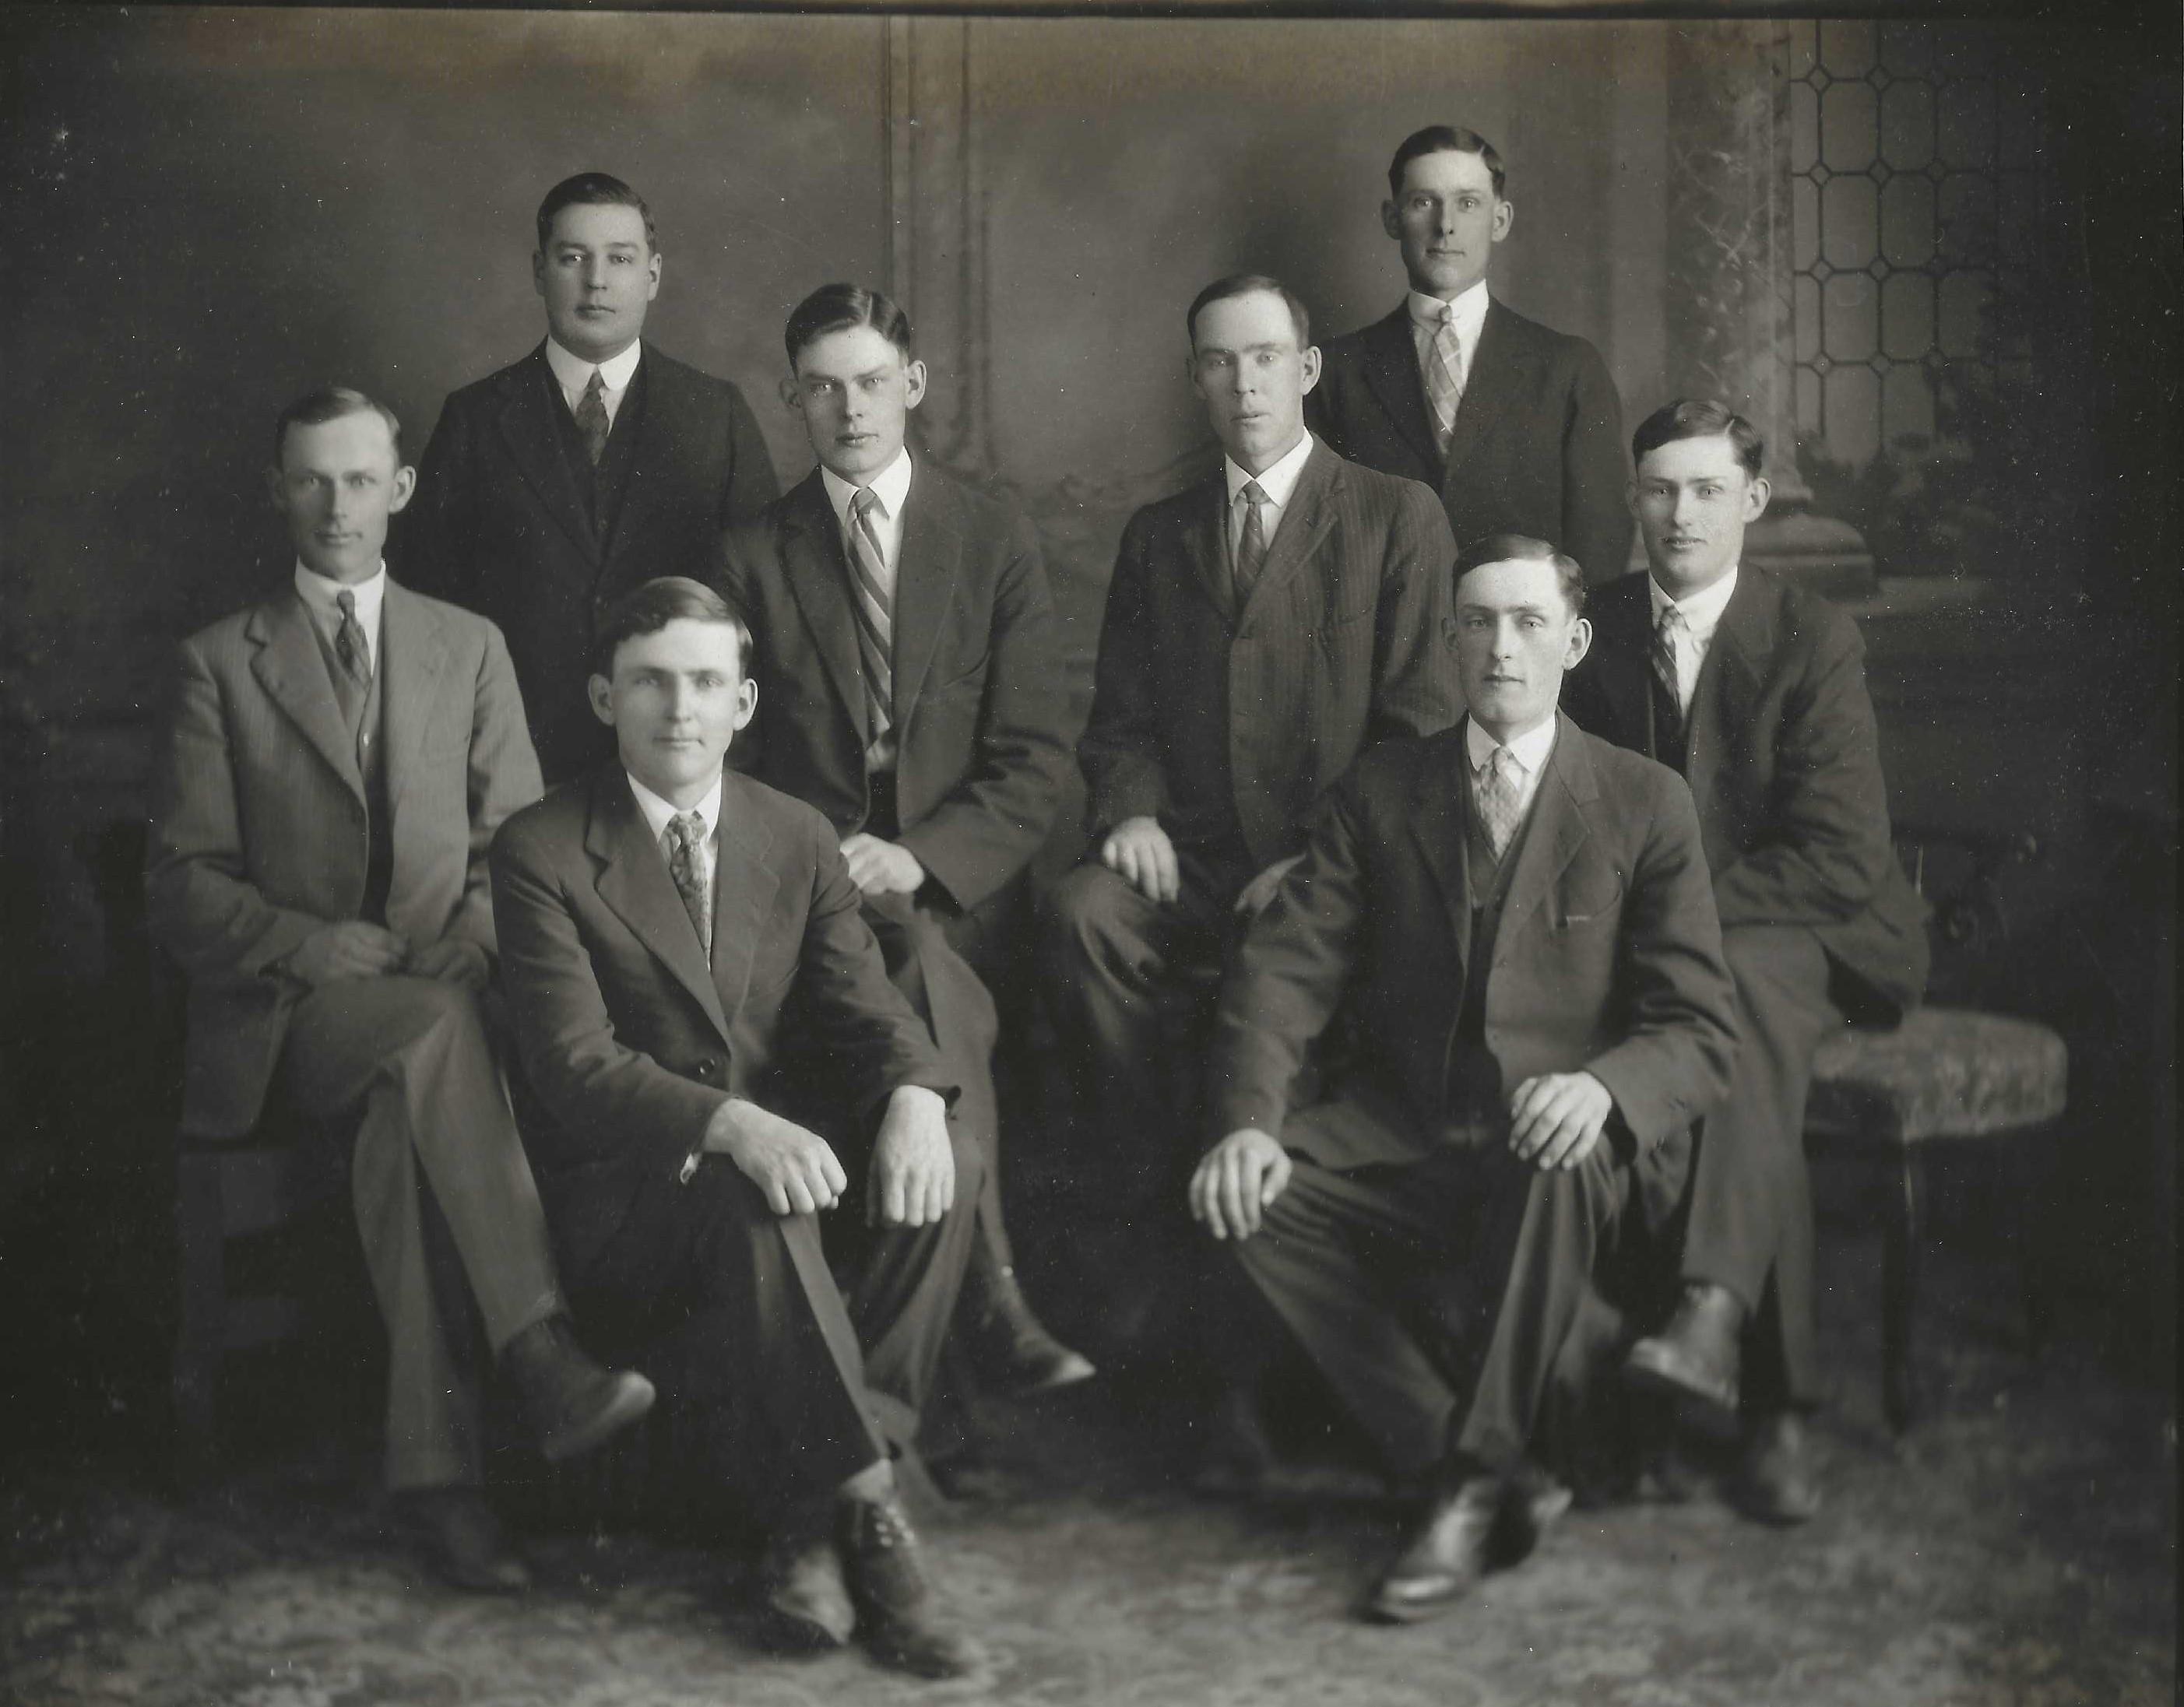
[147,388,653,1590]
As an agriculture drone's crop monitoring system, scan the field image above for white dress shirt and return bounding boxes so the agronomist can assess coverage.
[1223,430,1316,570]
[1406,281,1491,397]
[1466,711,1558,830]
[821,448,916,600]
[1647,564,1741,716]
[628,769,724,899]
[546,336,643,434]
[294,560,386,677]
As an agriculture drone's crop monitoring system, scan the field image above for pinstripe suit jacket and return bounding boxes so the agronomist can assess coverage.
[146,578,543,1137]
[1078,437,1465,869]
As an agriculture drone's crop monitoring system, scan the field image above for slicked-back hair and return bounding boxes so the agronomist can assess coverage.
[1631,399,1766,479]
[590,577,754,681]
[273,386,403,469]
[1186,273,1311,352]
[1387,125,1507,201]
[785,283,916,367]
[535,172,659,256]
[1453,532,1587,620]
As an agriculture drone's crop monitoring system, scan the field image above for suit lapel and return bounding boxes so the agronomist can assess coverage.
[600,352,663,565]
[778,473,872,735]
[1497,713,1598,947]
[1239,441,1340,621]
[586,770,731,1045]
[1183,472,1237,626]
[709,774,779,1020]
[1406,728,1475,977]
[1687,570,1774,806]
[493,344,600,567]
[890,466,962,728]
[377,581,448,812]
[1358,306,1444,478]
[1444,301,1539,482]
[248,593,364,803]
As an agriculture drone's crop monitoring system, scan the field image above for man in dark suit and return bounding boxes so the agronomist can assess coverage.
[406,172,778,783]
[1046,272,1464,1233]
[1194,536,1738,1621]
[491,577,986,1681]
[717,284,1088,1396]
[1563,401,1929,1522]
[1306,125,1633,585]
[147,388,653,1592]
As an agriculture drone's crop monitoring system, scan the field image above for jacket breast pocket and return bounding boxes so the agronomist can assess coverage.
[1551,865,1627,930]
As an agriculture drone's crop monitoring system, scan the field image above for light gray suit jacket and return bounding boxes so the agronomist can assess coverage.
[146,577,542,1136]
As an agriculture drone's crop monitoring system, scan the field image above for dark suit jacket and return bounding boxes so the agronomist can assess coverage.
[1208,715,1738,1173]
[147,580,543,1137]
[716,463,1071,913]
[1078,437,1465,870]
[491,764,948,1274]
[1563,568,1930,1017]
[1307,300,1633,584]
[406,342,779,783]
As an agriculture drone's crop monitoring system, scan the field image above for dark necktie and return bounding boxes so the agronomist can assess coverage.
[664,811,711,957]
[846,486,895,745]
[575,368,610,466]
[334,589,371,688]
[1651,604,1687,744]
[1233,479,1271,606]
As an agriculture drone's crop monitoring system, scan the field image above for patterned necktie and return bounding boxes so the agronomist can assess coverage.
[1233,479,1271,606]
[1651,603,1688,732]
[1475,746,1523,862]
[1424,303,1465,457]
[664,811,712,957]
[846,486,895,745]
[334,589,371,688]
[575,368,610,466]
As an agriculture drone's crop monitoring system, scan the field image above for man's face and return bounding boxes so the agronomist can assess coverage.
[269,411,414,585]
[781,325,927,483]
[533,202,660,364]
[1189,290,1321,475]
[589,618,756,806]
[1632,433,1771,599]
[1453,556,1591,743]
[1381,149,1512,301]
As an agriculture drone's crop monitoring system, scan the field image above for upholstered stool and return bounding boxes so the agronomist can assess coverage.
[1806,1006,2069,1431]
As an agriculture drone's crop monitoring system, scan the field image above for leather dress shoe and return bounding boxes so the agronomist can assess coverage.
[755,1504,855,1653]
[839,1483,988,1679]
[1624,1282,1744,1417]
[396,1486,531,1593]
[1366,1466,1573,1624]
[1735,1410,1823,1526]
[500,1314,656,1463]
[960,1260,1096,1397]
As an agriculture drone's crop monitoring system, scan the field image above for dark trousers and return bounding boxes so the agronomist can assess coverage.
[1043,846,1257,1209]
[1233,1122,1689,1480]
[1679,924,1841,1412]
[564,1123,983,1526]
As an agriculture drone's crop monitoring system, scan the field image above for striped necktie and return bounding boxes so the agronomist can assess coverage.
[1233,479,1271,606]
[1424,303,1465,456]
[845,486,895,745]
[334,590,371,689]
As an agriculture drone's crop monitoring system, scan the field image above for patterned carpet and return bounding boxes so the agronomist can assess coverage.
[5,1214,2174,1706]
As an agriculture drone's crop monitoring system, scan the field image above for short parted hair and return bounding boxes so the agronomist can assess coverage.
[1632,399,1766,479]
[785,283,916,367]
[1387,125,1507,201]
[589,577,754,680]
[1452,532,1587,620]
[272,386,403,468]
[535,172,658,255]
[1186,273,1311,352]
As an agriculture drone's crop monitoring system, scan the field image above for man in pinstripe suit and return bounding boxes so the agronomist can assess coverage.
[147,388,652,1592]
[1046,274,1465,1266]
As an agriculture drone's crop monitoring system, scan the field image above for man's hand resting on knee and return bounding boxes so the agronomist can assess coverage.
[868,1086,954,1229]
[1189,1127,1292,1242]
[703,1098,849,1215]
[1100,815,1179,904]
[280,922,409,989]
[1507,1072,1614,1171]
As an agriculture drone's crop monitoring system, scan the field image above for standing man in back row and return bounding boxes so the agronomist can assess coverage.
[407,171,779,783]
[1308,125,1633,585]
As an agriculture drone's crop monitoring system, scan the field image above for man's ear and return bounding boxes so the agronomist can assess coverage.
[1380,198,1403,242]
[587,673,615,727]
[903,360,929,409]
[732,677,758,732]
[1491,196,1514,244]
[645,248,663,302]
[1743,474,1772,524]
[264,465,287,512]
[1299,344,1323,397]
[1563,615,1593,671]
[388,465,418,515]
[531,249,547,301]
[777,374,802,413]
